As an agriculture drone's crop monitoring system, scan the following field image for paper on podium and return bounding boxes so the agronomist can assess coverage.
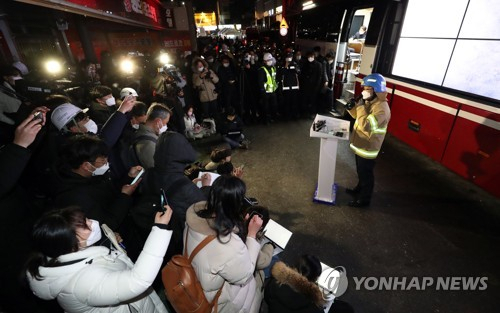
[310,114,350,140]
[196,171,220,188]
[263,219,292,256]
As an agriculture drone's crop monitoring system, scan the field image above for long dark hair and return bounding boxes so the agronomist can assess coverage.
[197,175,247,242]
[25,207,88,280]
[297,254,322,282]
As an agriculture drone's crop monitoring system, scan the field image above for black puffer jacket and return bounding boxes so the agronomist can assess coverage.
[53,169,132,231]
[147,131,205,218]
[265,261,325,313]
[140,131,206,260]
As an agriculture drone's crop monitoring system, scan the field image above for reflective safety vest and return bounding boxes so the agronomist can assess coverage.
[261,66,277,93]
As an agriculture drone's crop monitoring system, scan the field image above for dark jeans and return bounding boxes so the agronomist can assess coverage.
[355,154,376,201]
[223,134,244,149]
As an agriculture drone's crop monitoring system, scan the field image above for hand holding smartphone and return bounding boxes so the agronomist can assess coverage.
[160,188,168,215]
[31,111,44,124]
[130,168,145,185]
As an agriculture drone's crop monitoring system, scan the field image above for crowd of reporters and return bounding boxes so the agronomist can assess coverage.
[0,37,352,313]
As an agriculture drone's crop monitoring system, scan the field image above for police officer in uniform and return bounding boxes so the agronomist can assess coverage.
[280,52,300,119]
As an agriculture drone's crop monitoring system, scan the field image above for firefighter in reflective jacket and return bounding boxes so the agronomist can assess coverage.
[346,73,391,207]
[258,52,278,124]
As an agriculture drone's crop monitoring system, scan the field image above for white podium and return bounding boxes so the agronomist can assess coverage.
[310,114,350,205]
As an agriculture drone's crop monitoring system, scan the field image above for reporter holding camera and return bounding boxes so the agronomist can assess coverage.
[345,73,391,207]
[192,57,219,119]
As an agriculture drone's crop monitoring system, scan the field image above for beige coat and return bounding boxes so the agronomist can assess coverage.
[185,202,261,313]
[192,58,219,103]
[347,93,391,159]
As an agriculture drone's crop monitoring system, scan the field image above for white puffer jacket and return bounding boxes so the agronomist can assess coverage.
[28,226,172,313]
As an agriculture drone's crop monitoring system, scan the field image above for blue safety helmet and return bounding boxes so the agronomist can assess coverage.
[362,73,387,93]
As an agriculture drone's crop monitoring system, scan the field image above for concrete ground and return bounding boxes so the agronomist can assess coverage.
[192,117,500,313]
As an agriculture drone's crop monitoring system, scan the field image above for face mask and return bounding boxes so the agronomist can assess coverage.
[328,60,334,64]
[223,63,229,68]
[254,56,259,61]
[198,67,204,72]
[158,122,168,134]
[308,57,314,63]
[84,119,98,134]
[266,60,273,66]
[286,57,292,62]
[362,90,373,100]
[132,123,140,130]
[105,96,116,106]
[187,111,193,117]
[85,219,102,247]
[88,161,110,176]
[207,59,214,63]
[296,56,301,61]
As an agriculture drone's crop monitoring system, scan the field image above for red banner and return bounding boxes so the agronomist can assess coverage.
[64,0,165,28]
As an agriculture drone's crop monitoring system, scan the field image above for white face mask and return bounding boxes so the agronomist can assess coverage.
[187,111,193,117]
[286,57,292,62]
[362,90,373,100]
[266,60,273,66]
[131,123,140,130]
[223,63,230,68]
[88,161,110,176]
[84,119,98,134]
[328,60,334,64]
[85,219,102,247]
[296,56,302,61]
[158,122,168,134]
[105,96,116,106]
[198,67,204,72]
[254,56,259,61]
[207,59,214,63]
[308,57,314,62]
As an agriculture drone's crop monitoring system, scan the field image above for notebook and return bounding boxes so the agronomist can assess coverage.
[263,219,292,255]
[196,171,220,188]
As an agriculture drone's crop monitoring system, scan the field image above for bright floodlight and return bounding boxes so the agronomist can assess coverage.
[120,59,134,74]
[159,53,170,64]
[45,60,62,74]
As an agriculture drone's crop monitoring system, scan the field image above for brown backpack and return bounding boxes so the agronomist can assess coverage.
[162,228,223,313]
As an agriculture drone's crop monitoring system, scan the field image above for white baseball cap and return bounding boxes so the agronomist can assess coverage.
[120,87,138,100]
[263,53,273,61]
[51,103,88,131]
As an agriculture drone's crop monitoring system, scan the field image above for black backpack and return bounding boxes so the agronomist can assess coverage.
[119,134,157,169]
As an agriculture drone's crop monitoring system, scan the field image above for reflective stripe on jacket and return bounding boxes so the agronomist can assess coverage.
[261,66,277,93]
[347,95,391,159]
